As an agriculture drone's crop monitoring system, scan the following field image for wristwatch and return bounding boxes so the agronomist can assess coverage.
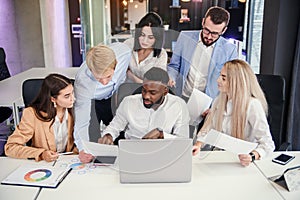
[249,152,255,162]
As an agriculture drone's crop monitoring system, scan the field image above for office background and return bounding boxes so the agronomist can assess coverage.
[0,0,300,150]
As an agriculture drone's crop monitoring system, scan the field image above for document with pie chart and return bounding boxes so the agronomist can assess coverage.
[1,164,72,188]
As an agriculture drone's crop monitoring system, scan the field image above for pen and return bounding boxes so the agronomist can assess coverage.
[59,152,73,156]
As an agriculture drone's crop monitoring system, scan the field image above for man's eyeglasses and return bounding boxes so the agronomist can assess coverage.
[202,27,222,38]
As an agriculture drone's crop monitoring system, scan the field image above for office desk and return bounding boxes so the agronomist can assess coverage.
[0,157,52,200]
[255,151,300,200]
[0,67,79,126]
[36,152,281,200]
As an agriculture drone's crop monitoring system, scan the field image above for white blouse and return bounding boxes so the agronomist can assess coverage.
[210,98,275,158]
[52,109,68,153]
[123,38,168,81]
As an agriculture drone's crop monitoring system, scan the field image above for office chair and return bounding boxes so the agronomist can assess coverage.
[22,79,44,107]
[0,47,13,124]
[111,83,143,115]
[256,74,290,150]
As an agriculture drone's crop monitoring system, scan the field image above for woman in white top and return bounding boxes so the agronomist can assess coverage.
[193,59,275,166]
[5,74,77,162]
[124,12,168,83]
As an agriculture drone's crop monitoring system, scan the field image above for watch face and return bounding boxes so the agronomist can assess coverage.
[250,153,255,162]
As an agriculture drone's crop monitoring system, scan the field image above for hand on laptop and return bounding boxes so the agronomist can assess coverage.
[143,128,164,139]
[98,134,114,145]
[78,150,94,163]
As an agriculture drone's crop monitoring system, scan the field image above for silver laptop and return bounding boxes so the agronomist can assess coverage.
[118,138,193,183]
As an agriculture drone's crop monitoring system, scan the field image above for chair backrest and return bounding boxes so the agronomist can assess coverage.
[111,83,143,115]
[22,79,44,107]
[0,47,11,81]
[256,74,286,150]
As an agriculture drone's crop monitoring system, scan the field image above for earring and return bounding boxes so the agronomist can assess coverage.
[53,102,57,108]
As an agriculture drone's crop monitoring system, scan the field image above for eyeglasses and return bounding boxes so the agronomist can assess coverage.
[202,27,222,38]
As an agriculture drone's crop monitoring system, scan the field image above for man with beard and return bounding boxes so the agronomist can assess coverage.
[97,67,189,147]
[168,6,238,100]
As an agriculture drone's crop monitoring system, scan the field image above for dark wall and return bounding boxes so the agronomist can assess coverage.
[260,0,300,144]
[68,0,82,67]
[149,0,215,31]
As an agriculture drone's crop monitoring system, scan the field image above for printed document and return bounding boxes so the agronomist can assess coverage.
[197,129,258,154]
[187,88,212,125]
[82,140,118,156]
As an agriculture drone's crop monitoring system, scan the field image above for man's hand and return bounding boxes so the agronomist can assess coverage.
[78,150,94,163]
[143,128,164,139]
[168,79,176,87]
[98,134,114,145]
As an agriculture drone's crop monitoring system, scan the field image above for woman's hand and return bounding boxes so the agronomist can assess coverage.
[78,150,94,163]
[192,141,202,156]
[41,150,58,162]
[238,154,253,166]
[239,151,259,166]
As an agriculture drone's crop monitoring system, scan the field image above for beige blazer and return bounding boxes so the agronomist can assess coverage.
[5,107,78,161]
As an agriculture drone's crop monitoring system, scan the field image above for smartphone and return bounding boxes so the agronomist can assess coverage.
[94,156,117,165]
[272,154,295,165]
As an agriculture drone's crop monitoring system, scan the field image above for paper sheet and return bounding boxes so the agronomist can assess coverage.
[197,129,258,154]
[82,140,118,156]
[187,88,212,125]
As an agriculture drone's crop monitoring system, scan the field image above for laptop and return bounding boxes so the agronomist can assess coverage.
[118,138,193,183]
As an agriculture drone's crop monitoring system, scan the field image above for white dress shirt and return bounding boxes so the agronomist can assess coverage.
[102,93,190,140]
[201,98,275,158]
[183,32,214,98]
[74,42,132,150]
[123,38,168,82]
[52,109,68,153]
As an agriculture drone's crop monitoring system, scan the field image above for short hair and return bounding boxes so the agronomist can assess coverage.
[143,67,169,86]
[134,12,164,57]
[204,6,230,26]
[86,45,117,76]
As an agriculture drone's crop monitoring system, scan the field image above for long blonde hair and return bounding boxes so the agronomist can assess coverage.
[201,59,268,139]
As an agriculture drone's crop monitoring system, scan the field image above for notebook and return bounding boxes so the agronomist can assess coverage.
[118,138,193,183]
[1,164,72,188]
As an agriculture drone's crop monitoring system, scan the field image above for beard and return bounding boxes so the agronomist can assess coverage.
[143,95,164,109]
[201,31,219,47]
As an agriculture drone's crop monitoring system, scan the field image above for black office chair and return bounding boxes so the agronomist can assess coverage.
[22,79,44,107]
[256,74,290,150]
[0,47,13,124]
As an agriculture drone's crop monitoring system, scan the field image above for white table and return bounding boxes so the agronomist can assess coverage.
[0,67,79,126]
[255,151,300,200]
[36,152,281,200]
[0,157,52,200]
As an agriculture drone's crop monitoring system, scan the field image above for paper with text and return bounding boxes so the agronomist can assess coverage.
[187,88,212,125]
[197,129,258,154]
[82,140,118,156]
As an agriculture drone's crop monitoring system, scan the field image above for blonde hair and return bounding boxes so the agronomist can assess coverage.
[201,59,268,139]
[86,45,117,76]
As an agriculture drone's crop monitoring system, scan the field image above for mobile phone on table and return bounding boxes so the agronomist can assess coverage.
[272,154,295,165]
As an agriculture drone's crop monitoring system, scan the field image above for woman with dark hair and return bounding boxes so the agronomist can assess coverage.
[5,73,77,162]
[124,12,168,83]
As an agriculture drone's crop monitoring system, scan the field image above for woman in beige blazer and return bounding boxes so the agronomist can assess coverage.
[5,74,78,162]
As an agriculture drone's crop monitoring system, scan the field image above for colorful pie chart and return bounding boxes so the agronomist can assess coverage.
[24,169,52,182]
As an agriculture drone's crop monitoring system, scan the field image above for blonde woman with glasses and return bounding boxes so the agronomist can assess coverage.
[193,59,275,166]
